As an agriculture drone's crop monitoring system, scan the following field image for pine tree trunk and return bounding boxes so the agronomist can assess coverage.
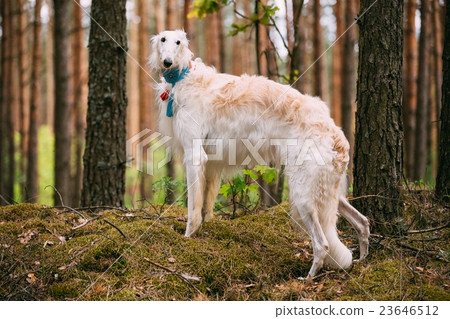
[332,0,343,126]
[436,2,450,201]
[53,0,72,205]
[341,0,356,183]
[71,0,85,207]
[138,0,153,201]
[353,0,404,233]
[403,0,418,181]
[413,0,431,182]
[433,0,443,143]
[291,0,306,93]
[0,0,7,204]
[205,12,221,70]
[164,0,176,203]
[166,0,175,30]
[155,0,165,33]
[27,0,43,203]
[18,0,28,198]
[44,0,54,128]
[312,0,325,100]
[81,0,128,207]
[6,0,16,203]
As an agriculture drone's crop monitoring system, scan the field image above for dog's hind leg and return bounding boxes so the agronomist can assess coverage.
[338,197,370,261]
[290,198,329,281]
[202,168,221,222]
[184,148,208,237]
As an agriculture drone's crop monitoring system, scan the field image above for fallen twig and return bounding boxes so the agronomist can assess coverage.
[45,185,64,206]
[143,257,203,296]
[407,222,449,234]
[103,219,127,238]
[72,216,100,230]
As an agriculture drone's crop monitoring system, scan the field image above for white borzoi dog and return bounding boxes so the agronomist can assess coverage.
[149,30,369,280]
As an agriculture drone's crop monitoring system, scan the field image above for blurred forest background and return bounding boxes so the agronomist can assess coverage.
[0,0,446,208]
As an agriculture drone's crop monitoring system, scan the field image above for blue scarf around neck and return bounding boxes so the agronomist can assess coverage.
[162,66,190,117]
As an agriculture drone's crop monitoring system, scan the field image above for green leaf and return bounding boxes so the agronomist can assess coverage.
[243,169,258,180]
[219,183,231,197]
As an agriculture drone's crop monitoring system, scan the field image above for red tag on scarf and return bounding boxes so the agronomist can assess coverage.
[160,90,170,101]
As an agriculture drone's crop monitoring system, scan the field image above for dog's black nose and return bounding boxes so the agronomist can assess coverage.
[163,59,173,68]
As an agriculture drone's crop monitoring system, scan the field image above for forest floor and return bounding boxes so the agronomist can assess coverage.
[0,193,449,301]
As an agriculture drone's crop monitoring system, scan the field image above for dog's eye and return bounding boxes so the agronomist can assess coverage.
[176,40,181,45]
[161,37,166,43]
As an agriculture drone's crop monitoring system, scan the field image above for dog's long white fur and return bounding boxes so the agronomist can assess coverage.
[149,30,370,280]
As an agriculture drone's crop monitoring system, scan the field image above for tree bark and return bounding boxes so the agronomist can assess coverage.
[436,2,450,201]
[5,0,16,203]
[155,0,165,33]
[53,0,72,205]
[332,0,343,126]
[27,0,43,203]
[403,0,418,181]
[341,0,356,183]
[0,0,7,204]
[138,0,153,200]
[205,12,221,70]
[44,0,54,128]
[18,0,28,197]
[291,0,306,93]
[81,0,128,207]
[164,0,176,203]
[312,0,325,100]
[353,0,404,233]
[413,0,431,182]
[166,0,175,30]
[71,0,85,207]
[432,0,443,144]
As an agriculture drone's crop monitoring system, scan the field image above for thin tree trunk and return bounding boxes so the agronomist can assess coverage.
[291,0,306,92]
[164,0,176,203]
[53,0,72,206]
[332,0,343,126]
[433,0,443,144]
[231,7,242,76]
[184,0,191,35]
[312,0,325,100]
[404,0,418,181]
[45,0,54,128]
[353,0,404,233]
[414,0,431,182]
[71,0,85,207]
[6,0,16,203]
[217,10,225,73]
[27,0,43,203]
[0,0,7,204]
[155,0,165,33]
[82,0,128,207]
[18,0,28,198]
[166,0,175,30]
[242,0,254,75]
[205,12,221,69]
[138,0,153,200]
[436,0,450,201]
[341,0,356,184]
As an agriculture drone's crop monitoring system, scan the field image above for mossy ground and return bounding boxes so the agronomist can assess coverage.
[0,199,448,301]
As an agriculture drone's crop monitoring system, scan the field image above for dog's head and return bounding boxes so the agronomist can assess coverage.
[149,30,193,72]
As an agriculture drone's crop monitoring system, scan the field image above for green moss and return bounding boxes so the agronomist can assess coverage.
[49,280,84,300]
[0,203,49,222]
[1,202,449,301]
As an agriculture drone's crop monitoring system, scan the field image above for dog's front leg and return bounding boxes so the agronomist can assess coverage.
[184,148,207,237]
